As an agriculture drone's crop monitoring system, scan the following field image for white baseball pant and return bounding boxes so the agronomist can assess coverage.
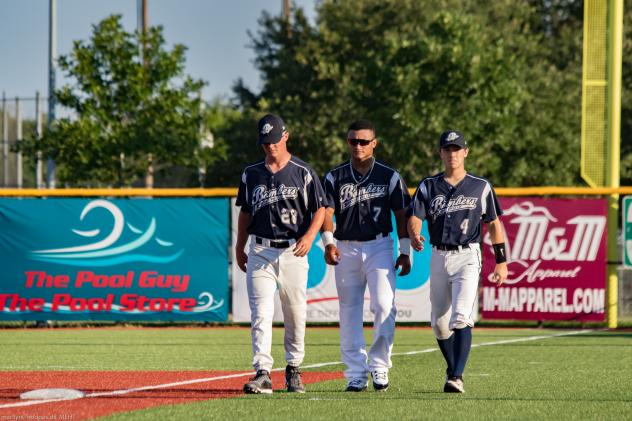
[334,236,396,381]
[246,236,309,372]
[430,243,481,339]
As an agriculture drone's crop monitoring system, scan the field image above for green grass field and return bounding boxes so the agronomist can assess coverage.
[1,327,631,420]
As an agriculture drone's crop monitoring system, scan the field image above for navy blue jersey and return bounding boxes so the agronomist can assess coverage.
[408,172,502,246]
[323,160,410,241]
[236,156,327,240]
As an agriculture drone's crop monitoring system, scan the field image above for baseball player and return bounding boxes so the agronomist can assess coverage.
[235,114,327,394]
[407,130,507,393]
[321,119,411,392]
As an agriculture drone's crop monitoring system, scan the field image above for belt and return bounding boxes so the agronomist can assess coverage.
[433,244,471,252]
[339,232,390,242]
[254,236,296,249]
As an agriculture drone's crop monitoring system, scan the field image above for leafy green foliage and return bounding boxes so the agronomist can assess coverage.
[20,15,213,186]
[219,0,586,187]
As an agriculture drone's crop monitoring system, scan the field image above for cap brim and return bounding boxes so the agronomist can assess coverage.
[258,136,282,145]
[440,142,466,149]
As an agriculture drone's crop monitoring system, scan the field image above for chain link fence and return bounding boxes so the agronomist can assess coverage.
[0,93,47,188]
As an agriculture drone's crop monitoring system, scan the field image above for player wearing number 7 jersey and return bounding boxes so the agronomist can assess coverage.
[407,130,508,394]
[321,119,411,392]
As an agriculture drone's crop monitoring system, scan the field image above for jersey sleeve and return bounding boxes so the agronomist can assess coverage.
[408,180,428,220]
[235,170,251,213]
[306,167,327,213]
[388,171,411,211]
[482,181,503,223]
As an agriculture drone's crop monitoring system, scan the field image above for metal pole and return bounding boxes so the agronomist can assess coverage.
[15,97,22,188]
[283,0,291,37]
[2,92,7,187]
[141,0,154,188]
[35,91,43,188]
[606,0,623,329]
[47,0,57,188]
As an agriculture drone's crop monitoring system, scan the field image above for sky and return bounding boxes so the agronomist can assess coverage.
[0,0,317,112]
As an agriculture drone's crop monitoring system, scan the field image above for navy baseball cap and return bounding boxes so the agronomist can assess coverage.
[257,114,287,144]
[439,130,467,149]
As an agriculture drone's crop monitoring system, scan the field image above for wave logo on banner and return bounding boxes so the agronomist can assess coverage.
[29,200,183,267]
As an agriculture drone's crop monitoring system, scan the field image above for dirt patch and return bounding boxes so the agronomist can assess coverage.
[0,370,343,420]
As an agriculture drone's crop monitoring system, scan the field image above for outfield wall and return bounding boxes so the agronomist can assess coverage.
[0,188,628,323]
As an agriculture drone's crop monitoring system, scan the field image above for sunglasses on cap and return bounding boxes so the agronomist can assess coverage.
[347,138,374,146]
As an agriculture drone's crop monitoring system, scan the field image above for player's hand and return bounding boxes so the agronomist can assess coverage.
[235,247,248,273]
[411,234,425,252]
[324,244,340,265]
[491,262,508,285]
[394,254,411,276]
[293,235,314,257]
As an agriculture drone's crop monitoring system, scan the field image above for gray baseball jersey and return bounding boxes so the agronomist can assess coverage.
[236,156,327,240]
[408,172,502,246]
[322,160,410,241]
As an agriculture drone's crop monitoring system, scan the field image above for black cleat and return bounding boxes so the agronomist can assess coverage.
[243,370,273,394]
[345,378,368,392]
[444,376,464,393]
[285,365,305,393]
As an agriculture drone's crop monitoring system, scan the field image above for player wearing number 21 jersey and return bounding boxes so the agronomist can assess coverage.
[235,114,327,395]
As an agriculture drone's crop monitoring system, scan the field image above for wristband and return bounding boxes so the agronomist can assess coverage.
[321,231,335,247]
[399,238,412,256]
[492,243,507,264]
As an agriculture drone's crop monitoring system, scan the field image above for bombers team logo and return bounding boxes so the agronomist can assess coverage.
[429,194,478,219]
[251,184,299,213]
[339,183,387,210]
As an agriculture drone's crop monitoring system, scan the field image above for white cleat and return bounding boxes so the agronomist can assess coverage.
[371,370,389,392]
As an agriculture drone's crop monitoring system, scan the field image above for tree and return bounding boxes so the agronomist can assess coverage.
[219,0,584,187]
[21,15,212,187]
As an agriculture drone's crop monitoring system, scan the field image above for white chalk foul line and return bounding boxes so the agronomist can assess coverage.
[0,329,592,409]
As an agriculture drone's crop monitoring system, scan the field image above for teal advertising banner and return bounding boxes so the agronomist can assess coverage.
[0,198,229,321]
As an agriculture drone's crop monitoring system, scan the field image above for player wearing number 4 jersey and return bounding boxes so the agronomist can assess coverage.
[235,114,327,394]
[321,119,411,392]
[407,130,508,394]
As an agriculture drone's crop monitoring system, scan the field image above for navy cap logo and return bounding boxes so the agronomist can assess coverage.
[257,114,286,145]
[439,130,467,149]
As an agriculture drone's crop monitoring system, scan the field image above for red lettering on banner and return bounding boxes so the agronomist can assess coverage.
[120,294,196,312]
[0,294,46,312]
[138,271,190,292]
[74,271,134,288]
[52,294,114,311]
[24,271,69,288]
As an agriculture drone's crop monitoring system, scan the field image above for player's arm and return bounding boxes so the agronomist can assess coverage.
[321,207,340,265]
[235,210,252,272]
[294,206,326,257]
[394,208,411,276]
[407,215,425,252]
[487,218,508,285]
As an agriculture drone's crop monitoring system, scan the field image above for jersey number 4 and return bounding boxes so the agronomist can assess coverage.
[460,219,469,235]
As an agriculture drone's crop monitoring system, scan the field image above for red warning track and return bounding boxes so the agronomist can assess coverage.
[0,370,343,420]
